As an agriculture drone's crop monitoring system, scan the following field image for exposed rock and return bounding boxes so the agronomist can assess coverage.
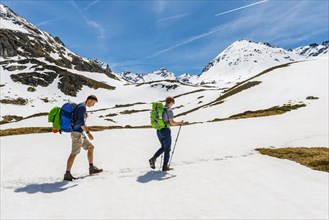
[54,36,65,47]
[11,71,57,87]
[27,86,36,92]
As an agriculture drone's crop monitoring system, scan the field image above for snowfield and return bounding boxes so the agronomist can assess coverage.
[1,57,328,219]
[1,114,328,219]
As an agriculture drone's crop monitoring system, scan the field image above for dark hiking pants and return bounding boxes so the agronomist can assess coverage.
[153,127,172,166]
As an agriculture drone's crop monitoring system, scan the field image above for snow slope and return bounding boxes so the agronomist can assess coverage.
[1,57,328,219]
[1,107,328,219]
[182,58,328,123]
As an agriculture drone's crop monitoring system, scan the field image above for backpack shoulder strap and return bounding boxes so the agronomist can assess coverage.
[163,107,171,126]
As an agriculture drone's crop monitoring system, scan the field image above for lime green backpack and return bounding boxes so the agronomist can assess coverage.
[150,102,169,130]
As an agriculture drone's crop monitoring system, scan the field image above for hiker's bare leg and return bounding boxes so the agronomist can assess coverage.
[66,154,77,171]
[88,146,94,164]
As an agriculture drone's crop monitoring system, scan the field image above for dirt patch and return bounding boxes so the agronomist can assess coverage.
[256,147,329,172]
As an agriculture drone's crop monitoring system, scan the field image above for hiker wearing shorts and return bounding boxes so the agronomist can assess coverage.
[149,97,184,171]
[64,95,103,181]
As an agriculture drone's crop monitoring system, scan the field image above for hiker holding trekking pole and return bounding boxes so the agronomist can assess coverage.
[149,97,184,171]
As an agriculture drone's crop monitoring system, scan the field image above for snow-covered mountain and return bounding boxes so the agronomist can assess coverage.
[118,39,328,87]
[293,41,329,58]
[177,73,199,85]
[196,40,308,87]
[0,3,116,97]
[119,68,176,83]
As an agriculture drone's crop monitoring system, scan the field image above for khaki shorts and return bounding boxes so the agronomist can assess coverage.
[71,131,93,155]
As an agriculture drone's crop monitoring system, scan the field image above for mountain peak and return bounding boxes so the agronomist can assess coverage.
[198,39,303,86]
[151,68,174,77]
[293,40,329,58]
[0,4,12,17]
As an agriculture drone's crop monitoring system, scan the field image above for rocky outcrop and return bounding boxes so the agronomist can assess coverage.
[1,58,115,97]
[10,71,57,87]
[54,36,65,47]
[0,29,116,79]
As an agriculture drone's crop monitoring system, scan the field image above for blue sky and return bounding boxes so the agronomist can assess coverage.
[2,0,329,75]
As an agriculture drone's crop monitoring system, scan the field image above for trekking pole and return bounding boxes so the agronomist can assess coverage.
[169,125,182,166]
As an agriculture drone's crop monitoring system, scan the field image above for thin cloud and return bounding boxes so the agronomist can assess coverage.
[156,13,189,23]
[231,0,328,46]
[36,18,58,27]
[155,0,167,13]
[70,0,105,39]
[84,0,99,11]
[215,0,268,16]
[146,23,239,59]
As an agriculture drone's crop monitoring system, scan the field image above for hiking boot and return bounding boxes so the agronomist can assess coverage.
[89,165,103,175]
[149,157,156,169]
[63,172,76,181]
[162,164,173,172]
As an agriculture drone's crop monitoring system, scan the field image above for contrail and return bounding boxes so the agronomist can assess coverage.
[85,0,99,11]
[146,23,239,59]
[157,13,189,23]
[36,18,58,27]
[215,0,268,16]
[70,0,105,39]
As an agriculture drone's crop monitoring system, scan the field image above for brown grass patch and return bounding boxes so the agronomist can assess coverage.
[0,123,192,136]
[0,97,28,105]
[0,112,48,125]
[114,102,146,108]
[120,109,149,114]
[256,147,329,172]
[0,115,24,124]
[211,104,306,122]
[105,113,118,117]
[0,127,53,136]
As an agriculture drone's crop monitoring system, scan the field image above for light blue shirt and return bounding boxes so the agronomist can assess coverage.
[163,105,174,124]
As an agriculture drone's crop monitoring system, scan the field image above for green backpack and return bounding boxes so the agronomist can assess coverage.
[150,102,170,130]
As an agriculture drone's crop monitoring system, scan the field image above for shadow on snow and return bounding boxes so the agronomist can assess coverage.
[137,170,176,183]
[14,181,77,194]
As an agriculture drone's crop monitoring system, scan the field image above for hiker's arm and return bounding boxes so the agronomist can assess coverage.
[169,118,184,126]
[81,125,94,140]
